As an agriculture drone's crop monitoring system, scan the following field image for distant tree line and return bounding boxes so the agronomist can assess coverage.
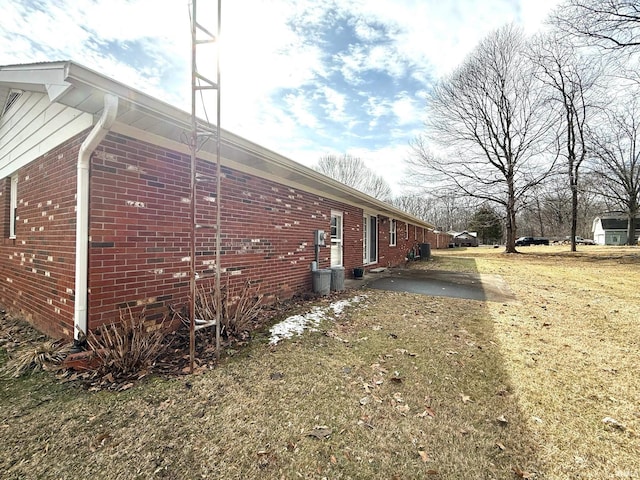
[314,1,640,249]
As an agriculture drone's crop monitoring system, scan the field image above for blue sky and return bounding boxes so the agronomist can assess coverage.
[0,0,560,194]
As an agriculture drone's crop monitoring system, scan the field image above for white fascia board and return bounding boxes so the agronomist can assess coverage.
[64,63,192,129]
[0,61,433,230]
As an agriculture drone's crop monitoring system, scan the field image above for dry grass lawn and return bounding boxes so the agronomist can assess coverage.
[1,245,639,479]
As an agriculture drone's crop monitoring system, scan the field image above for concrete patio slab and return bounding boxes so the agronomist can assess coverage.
[347,268,515,303]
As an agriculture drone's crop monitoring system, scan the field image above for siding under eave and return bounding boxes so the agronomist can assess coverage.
[0,91,92,177]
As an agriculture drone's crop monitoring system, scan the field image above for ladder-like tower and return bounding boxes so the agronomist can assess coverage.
[189,0,221,371]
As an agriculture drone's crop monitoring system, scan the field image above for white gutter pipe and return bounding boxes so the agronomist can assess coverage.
[74,94,118,341]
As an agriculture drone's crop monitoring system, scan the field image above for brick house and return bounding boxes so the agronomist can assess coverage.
[0,61,440,340]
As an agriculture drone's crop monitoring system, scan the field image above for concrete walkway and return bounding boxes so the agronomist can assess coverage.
[346,267,515,303]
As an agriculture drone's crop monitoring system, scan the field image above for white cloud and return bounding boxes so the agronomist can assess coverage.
[0,0,562,197]
[284,91,320,129]
[392,93,419,126]
[321,86,350,123]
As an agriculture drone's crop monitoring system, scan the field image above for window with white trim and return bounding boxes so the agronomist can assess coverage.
[414,224,417,240]
[389,219,397,246]
[405,222,409,240]
[9,174,18,239]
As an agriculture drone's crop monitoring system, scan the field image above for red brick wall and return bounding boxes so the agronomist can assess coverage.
[87,132,376,330]
[425,230,453,249]
[372,220,452,270]
[0,128,442,338]
[375,216,420,268]
[0,134,84,338]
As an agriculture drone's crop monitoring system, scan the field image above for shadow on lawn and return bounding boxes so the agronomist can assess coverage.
[324,256,543,478]
[0,258,544,479]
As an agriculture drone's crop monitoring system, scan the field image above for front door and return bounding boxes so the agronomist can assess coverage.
[330,211,343,266]
[363,214,378,264]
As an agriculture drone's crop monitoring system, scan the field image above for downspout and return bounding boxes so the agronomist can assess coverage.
[74,94,118,342]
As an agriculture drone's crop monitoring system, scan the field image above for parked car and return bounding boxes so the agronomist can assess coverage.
[515,236,549,246]
[566,236,595,245]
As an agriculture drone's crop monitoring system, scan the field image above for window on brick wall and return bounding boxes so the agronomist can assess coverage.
[414,224,417,240]
[405,222,409,240]
[389,219,397,246]
[9,174,17,239]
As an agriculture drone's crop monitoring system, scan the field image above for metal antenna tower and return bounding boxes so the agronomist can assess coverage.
[189,0,222,372]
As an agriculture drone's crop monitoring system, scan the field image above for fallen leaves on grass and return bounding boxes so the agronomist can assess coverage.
[497,415,509,425]
[602,416,626,431]
[416,407,436,418]
[89,432,112,452]
[307,426,332,440]
[512,465,534,478]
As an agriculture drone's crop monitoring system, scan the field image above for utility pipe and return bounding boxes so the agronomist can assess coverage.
[74,94,118,342]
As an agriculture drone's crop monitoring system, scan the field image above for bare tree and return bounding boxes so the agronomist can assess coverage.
[589,99,640,244]
[390,195,433,222]
[529,33,600,251]
[409,25,556,252]
[518,173,604,239]
[314,154,393,202]
[551,0,640,49]
[392,193,475,231]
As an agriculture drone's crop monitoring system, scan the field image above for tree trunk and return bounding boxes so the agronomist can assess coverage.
[570,168,578,252]
[505,178,518,253]
[627,214,637,245]
[535,196,545,237]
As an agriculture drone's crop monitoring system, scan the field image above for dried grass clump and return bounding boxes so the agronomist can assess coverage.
[194,279,263,338]
[2,340,72,377]
[87,307,170,378]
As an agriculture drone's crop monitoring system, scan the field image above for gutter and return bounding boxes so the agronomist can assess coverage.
[74,94,118,342]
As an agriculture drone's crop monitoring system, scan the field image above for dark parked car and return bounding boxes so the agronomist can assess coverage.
[515,236,549,246]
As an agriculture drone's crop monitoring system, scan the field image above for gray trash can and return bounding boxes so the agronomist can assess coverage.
[330,266,345,292]
[420,243,431,260]
[312,269,332,295]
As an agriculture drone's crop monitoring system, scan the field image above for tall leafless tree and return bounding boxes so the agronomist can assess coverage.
[551,0,640,49]
[529,33,600,251]
[409,25,556,252]
[314,154,393,202]
[589,99,640,244]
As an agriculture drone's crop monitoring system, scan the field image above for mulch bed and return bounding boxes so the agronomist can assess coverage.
[1,289,356,391]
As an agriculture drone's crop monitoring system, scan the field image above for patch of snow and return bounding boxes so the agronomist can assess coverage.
[269,295,366,345]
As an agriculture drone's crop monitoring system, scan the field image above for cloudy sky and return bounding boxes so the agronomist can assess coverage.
[0,0,561,194]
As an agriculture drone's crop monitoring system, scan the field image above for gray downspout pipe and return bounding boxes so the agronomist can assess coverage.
[74,94,118,342]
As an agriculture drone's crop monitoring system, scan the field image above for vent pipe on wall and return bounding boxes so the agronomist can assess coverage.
[74,94,118,342]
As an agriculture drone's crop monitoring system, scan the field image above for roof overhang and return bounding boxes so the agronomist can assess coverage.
[0,61,433,229]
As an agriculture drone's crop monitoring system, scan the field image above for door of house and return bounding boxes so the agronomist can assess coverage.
[330,211,343,267]
[363,214,378,264]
